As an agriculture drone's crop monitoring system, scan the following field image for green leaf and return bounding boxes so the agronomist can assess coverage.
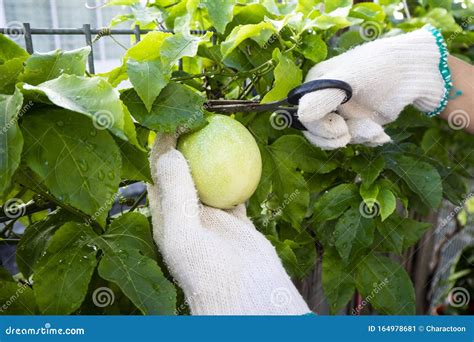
[375,215,404,254]
[221,22,276,57]
[271,226,316,278]
[114,137,152,183]
[334,206,375,262]
[349,3,386,22]
[386,154,442,208]
[95,211,176,315]
[98,249,176,315]
[247,143,273,219]
[121,82,206,133]
[262,142,310,229]
[269,135,338,174]
[0,58,27,94]
[399,217,431,250]
[337,30,365,51]
[0,34,29,63]
[442,172,467,205]
[297,33,327,63]
[376,214,431,254]
[312,15,360,30]
[325,0,352,13]
[105,0,140,6]
[428,0,452,10]
[313,183,358,222]
[34,222,100,314]
[351,155,384,187]
[19,47,90,85]
[0,282,37,315]
[96,63,128,87]
[355,253,415,315]
[126,31,172,61]
[161,32,210,66]
[0,267,13,281]
[0,88,23,196]
[103,212,156,259]
[306,172,338,193]
[22,108,121,225]
[262,50,302,103]
[22,74,134,143]
[203,0,235,33]
[377,188,396,221]
[126,58,170,112]
[360,183,379,209]
[16,209,77,278]
[322,248,355,314]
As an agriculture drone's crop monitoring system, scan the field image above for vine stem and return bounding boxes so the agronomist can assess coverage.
[128,190,148,212]
[171,60,275,82]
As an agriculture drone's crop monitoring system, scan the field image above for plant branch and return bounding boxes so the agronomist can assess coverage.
[128,189,148,212]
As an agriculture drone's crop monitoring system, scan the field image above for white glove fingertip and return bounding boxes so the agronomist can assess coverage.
[297,89,346,123]
[303,130,351,150]
[366,132,392,147]
[302,112,349,139]
[156,149,201,224]
[346,118,391,146]
[149,134,178,182]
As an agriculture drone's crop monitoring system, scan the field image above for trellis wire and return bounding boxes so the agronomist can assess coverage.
[0,23,213,73]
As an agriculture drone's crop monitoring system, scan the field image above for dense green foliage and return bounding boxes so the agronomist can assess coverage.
[0,0,472,315]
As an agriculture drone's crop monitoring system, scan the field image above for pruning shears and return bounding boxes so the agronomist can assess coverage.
[203,79,353,131]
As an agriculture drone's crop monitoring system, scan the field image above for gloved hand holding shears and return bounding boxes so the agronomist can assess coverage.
[207,25,473,150]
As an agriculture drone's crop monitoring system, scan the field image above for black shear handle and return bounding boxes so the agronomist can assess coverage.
[286,79,353,130]
[287,79,352,105]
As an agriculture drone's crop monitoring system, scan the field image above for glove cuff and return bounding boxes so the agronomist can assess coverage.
[422,24,452,117]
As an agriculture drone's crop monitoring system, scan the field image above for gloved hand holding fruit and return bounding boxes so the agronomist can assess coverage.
[147,25,473,316]
[147,116,311,315]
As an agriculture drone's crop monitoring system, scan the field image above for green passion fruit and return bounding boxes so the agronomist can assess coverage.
[177,114,262,209]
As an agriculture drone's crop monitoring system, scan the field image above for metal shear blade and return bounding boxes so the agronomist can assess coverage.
[203,79,353,131]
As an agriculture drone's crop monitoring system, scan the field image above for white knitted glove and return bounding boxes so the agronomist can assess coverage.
[147,134,311,315]
[298,26,450,150]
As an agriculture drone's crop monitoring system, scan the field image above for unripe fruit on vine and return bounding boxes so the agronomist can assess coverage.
[177,114,262,209]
